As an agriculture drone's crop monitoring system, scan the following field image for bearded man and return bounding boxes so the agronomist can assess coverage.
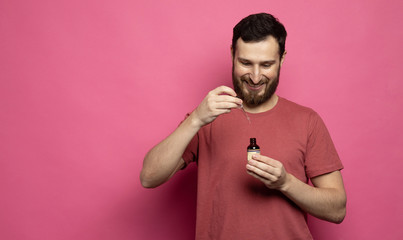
[140,13,346,240]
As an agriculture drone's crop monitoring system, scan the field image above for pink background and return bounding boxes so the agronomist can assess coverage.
[1,0,402,239]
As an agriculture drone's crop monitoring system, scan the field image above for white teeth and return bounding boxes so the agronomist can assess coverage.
[243,81,264,89]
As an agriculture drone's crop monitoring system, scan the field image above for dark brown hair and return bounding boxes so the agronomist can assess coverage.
[232,13,287,57]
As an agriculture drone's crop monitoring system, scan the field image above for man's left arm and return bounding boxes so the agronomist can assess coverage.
[246,154,347,223]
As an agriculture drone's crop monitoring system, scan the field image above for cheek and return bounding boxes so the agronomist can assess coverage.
[263,67,279,79]
[233,65,248,77]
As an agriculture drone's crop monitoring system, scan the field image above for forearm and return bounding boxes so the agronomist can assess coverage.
[141,86,242,188]
[140,112,202,188]
[280,173,346,223]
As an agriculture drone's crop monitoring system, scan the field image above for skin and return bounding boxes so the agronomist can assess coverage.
[232,37,284,112]
[140,86,241,187]
[141,36,346,224]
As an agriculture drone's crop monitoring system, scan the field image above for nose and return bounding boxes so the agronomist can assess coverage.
[249,66,262,84]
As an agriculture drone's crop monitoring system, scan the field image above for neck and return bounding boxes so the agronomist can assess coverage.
[243,94,279,113]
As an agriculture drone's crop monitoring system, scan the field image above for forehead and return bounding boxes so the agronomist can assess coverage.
[235,36,280,60]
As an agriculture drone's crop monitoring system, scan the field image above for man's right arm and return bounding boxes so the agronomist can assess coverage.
[140,86,242,188]
[140,112,201,188]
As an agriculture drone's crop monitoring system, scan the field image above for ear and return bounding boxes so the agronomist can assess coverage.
[280,51,287,67]
[230,45,234,61]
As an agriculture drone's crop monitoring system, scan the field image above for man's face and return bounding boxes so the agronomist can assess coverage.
[232,36,284,107]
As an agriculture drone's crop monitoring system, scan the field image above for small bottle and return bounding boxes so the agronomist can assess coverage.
[247,138,260,161]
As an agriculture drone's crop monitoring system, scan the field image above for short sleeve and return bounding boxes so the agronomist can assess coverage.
[305,112,343,178]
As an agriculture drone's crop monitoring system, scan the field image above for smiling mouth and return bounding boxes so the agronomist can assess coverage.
[244,82,265,91]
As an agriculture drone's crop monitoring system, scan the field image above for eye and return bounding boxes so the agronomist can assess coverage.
[262,63,272,68]
[241,61,251,66]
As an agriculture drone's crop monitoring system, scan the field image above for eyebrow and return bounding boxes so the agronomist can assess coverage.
[237,57,276,64]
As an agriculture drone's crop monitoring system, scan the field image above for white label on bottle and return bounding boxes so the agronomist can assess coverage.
[247,149,260,161]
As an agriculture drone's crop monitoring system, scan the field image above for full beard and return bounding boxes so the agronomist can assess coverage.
[232,68,280,107]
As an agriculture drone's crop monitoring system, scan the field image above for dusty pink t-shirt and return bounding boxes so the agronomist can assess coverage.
[182,97,343,239]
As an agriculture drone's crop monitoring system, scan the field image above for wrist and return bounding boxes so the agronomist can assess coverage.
[187,111,204,129]
[188,110,204,129]
[279,173,293,193]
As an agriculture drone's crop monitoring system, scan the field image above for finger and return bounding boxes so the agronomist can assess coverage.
[248,159,283,179]
[247,159,275,176]
[246,163,269,179]
[246,169,267,182]
[206,96,240,110]
[212,86,237,97]
[252,154,281,168]
[246,165,276,182]
[214,102,242,109]
[216,95,243,105]
[211,108,232,117]
[247,170,281,190]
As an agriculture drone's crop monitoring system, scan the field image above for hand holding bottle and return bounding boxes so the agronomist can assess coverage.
[246,154,289,191]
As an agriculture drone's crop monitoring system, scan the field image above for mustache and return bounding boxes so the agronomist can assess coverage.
[240,74,269,85]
